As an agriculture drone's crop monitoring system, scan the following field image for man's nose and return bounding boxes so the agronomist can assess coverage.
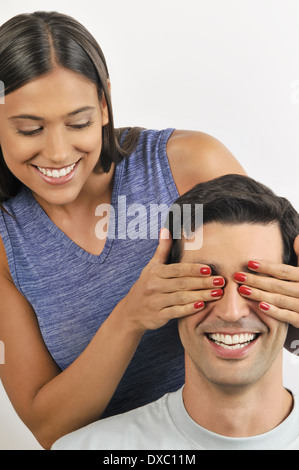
[213,280,251,323]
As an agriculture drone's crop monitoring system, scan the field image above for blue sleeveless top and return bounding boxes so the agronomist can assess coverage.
[0,128,185,418]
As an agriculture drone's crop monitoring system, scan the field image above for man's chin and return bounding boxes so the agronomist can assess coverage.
[198,356,264,391]
[207,375,257,392]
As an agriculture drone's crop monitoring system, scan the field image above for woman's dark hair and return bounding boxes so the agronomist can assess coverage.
[166,174,299,267]
[0,11,142,206]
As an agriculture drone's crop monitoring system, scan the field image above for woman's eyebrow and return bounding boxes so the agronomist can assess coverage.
[8,114,42,121]
[66,106,96,117]
[8,106,96,121]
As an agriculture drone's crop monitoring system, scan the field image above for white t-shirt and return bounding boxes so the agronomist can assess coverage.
[52,387,299,450]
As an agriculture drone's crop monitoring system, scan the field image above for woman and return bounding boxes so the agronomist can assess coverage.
[0,11,297,450]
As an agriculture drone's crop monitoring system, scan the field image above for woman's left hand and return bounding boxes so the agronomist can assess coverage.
[234,234,299,353]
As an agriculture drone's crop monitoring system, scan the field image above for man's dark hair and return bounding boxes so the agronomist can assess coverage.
[166,174,299,266]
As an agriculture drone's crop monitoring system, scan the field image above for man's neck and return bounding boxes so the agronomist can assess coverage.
[183,362,293,438]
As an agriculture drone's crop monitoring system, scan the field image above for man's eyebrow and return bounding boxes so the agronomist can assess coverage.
[8,106,96,121]
[195,262,222,274]
[195,261,251,274]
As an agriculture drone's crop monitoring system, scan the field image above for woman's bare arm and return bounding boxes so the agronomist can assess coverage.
[0,236,144,449]
[0,230,223,449]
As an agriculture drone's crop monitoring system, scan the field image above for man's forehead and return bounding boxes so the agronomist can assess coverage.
[181,222,284,267]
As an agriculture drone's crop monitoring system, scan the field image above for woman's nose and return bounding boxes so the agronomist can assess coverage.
[43,128,72,164]
[212,281,251,323]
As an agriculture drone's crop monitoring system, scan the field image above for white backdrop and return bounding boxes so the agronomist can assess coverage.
[1,0,299,450]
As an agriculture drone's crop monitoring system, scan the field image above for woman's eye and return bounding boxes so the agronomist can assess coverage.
[16,120,94,136]
[16,127,43,136]
[68,120,94,130]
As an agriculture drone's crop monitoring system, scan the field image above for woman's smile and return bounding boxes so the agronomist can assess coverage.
[32,158,82,186]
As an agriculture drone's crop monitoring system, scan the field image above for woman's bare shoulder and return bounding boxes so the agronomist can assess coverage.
[166,130,246,195]
[0,234,12,282]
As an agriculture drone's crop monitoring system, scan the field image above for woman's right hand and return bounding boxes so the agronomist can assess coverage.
[121,228,225,332]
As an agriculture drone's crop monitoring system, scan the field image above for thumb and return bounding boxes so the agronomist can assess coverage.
[294,234,299,267]
[150,227,173,265]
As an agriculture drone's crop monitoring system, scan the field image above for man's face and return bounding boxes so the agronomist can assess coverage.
[178,222,288,389]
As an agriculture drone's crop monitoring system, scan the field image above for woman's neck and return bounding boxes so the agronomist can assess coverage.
[32,163,115,255]
[33,163,114,216]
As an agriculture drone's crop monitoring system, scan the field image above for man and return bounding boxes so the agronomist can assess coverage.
[52,174,299,450]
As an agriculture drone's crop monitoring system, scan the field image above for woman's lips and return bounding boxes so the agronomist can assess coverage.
[32,159,80,186]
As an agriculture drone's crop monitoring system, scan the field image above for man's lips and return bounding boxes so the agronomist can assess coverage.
[205,332,261,358]
[206,332,259,346]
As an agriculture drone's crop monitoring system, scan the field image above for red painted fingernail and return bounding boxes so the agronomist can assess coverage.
[238,285,252,295]
[234,272,247,282]
[194,301,204,309]
[200,267,211,275]
[213,277,224,286]
[211,289,223,298]
[259,302,270,311]
[248,261,260,270]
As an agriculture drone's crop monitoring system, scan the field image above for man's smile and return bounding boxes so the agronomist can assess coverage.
[206,332,260,349]
[204,331,261,358]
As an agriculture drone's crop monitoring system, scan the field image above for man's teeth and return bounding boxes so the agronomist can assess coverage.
[37,163,76,178]
[207,333,257,349]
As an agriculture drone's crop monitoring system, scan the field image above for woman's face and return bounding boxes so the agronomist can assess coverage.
[0,66,109,206]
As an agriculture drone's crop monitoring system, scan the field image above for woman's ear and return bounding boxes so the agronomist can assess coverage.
[101,79,111,126]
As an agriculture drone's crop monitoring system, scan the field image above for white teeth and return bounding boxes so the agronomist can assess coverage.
[213,341,252,350]
[208,333,257,349]
[37,163,76,178]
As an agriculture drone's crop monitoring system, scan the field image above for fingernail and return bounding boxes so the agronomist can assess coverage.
[259,302,270,311]
[248,261,260,270]
[238,285,252,295]
[160,227,170,239]
[200,267,211,276]
[213,277,224,286]
[194,301,204,309]
[234,272,247,282]
[211,289,223,298]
